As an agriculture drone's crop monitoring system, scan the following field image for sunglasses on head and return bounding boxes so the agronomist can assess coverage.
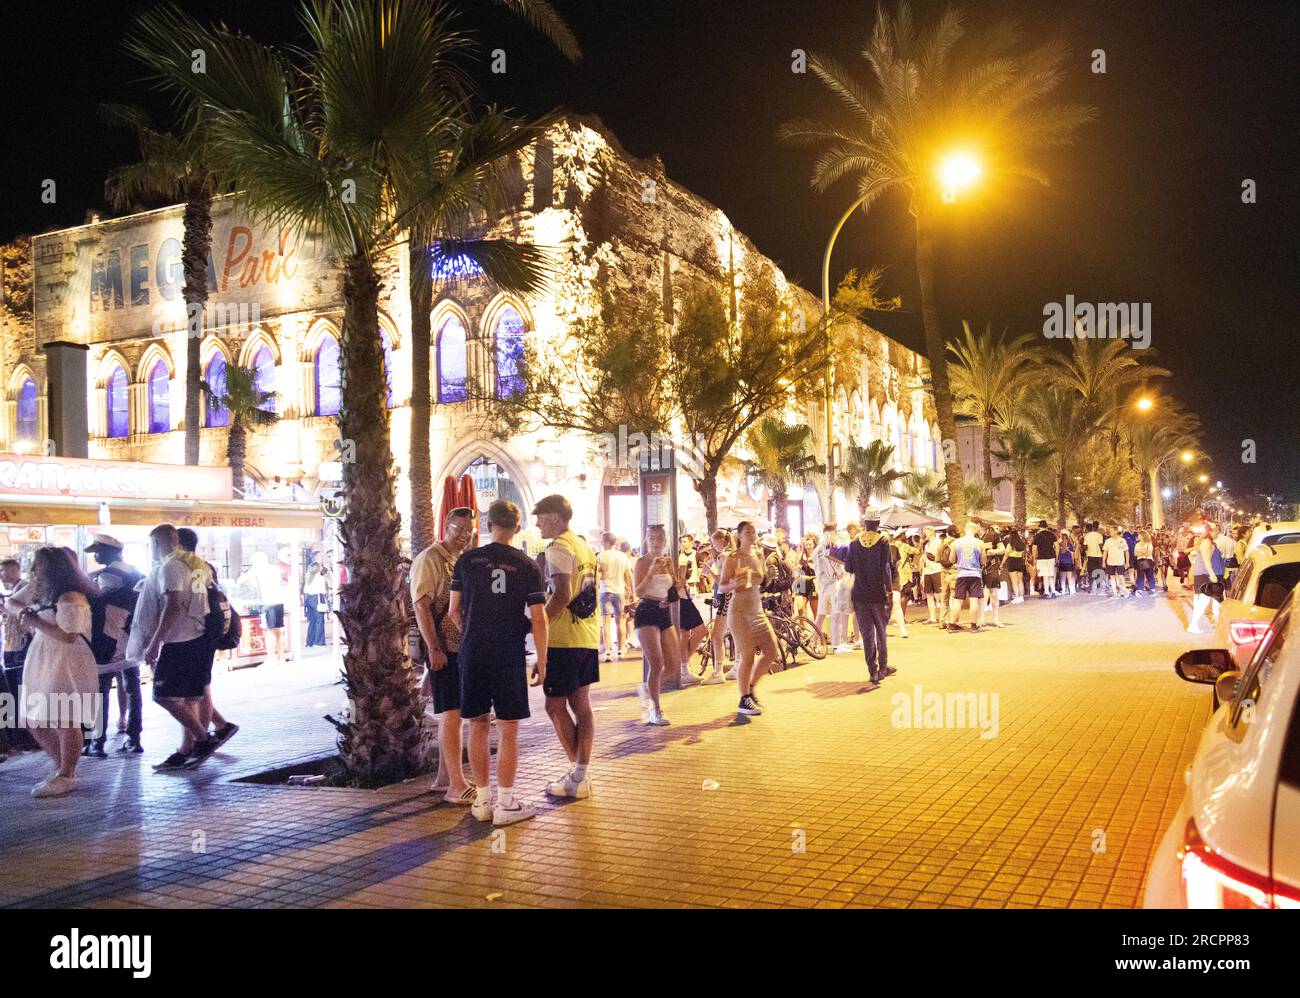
[449,507,474,518]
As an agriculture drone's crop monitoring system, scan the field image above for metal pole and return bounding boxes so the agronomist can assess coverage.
[821,194,869,527]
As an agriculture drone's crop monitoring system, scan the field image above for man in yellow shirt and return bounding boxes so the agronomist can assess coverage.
[534,494,598,801]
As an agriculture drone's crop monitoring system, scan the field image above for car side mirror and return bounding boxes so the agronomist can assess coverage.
[1175,648,1234,685]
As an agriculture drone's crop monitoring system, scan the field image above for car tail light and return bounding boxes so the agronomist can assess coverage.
[1179,818,1273,908]
[1228,619,1272,655]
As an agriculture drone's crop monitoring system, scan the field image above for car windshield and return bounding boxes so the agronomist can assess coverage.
[1232,600,1292,726]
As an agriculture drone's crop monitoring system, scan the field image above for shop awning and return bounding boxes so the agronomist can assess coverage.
[0,497,324,530]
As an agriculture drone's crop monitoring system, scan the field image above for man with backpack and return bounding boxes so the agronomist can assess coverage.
[178,528,240,756]
[534,494,599,802]
[82,533,144,756]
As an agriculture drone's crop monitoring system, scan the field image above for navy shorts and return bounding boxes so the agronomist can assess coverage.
[544,647,600,699]
[428,650,462,714]
[263,603,286,629]
[635,599,673,631]
[459,647,530,721]
[678,595,704,631]
[599,591,624,616]
[922,573,942,595]
[955,576,984,600]
[152,635,211,701]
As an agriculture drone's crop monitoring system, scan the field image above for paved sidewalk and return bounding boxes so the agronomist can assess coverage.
[0,589,1210,908]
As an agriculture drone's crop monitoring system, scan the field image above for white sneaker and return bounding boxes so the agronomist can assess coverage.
[545,773,593,799]
[679,669,702,687]
[636,682,650,705]
[723,668,737,681]
[603,650,613,663]
[493,799,536,827]
[644,707,670,726]
[470,794,495,822]
[32,775,75,798]
[835,643,855,654]
[701,672,725,685]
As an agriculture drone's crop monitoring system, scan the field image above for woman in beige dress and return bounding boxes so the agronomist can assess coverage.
[12,547,99,798]
[719,522,778,716]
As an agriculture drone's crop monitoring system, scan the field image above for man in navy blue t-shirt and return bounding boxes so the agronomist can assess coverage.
[450,499,548,827]
[829,516,895,684]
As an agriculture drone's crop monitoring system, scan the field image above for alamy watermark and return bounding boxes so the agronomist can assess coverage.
[594,425,708,479]
[890,684,1000,739]
[1042,295,1151,350]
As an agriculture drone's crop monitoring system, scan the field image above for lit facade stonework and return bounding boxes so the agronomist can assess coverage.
[2,114,940,542]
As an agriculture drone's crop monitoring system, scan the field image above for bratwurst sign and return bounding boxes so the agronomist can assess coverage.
[0,454,232,502]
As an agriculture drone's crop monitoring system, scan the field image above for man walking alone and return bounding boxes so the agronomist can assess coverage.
[827,514,895,684]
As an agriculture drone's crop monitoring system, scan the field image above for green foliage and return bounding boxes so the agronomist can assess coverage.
[837,438,907,514]
[902,469,949,513]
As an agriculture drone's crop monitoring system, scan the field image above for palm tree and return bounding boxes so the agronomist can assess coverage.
[408,0,579,553]
[129,0,553,786]
[743,417,822,535]
[1018,384,1094,527]
[102,105,219,467]
[202,363,278,579]
[836,438,906,519]
[948,321,1040,483]
[1126,403,1200,525]
[963,479,994,515]
[201,364,278,498]
[991,426,1055,528]
[1052,336,1169,458]
[780,1,1096,529]
[901,469,948,514]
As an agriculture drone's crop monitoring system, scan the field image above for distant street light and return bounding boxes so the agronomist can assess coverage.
[1198,473,1209,484]
[1135,396,1154,412]
[1182,451,1194,463]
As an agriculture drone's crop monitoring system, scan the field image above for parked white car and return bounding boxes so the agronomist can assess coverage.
[1210,542,1300,668]
[1244,521,1300,556]
[1143,584,1300,908]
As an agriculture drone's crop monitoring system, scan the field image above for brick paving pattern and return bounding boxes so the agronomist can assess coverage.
[0,590,1210,908]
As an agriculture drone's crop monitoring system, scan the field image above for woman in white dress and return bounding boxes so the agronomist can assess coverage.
[14,547,99,798]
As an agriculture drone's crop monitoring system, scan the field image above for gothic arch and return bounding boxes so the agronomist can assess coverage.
[136,342,175,382]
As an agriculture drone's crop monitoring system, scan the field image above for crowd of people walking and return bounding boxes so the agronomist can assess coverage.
[1,492,1241,814]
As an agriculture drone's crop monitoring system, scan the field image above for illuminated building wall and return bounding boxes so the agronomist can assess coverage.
[3,114,938,544]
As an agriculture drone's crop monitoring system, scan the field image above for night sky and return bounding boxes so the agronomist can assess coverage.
[2,0,1295,497]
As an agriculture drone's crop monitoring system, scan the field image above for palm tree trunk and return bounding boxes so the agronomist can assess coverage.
[336,252,430,787]
[407,240,434,554]
[1056,465,1067,529]
[227,418,246,576]
[772,479,789,535]
[696,474,718,535]
[1014,474,1027,529]
[182,189,213,466]
[982,416,994,484]
[915,210,966,527]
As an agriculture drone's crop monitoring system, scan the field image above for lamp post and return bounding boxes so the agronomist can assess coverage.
[820,193,870,527]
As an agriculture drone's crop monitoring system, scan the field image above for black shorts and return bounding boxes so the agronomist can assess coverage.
[459,648,530,721]
[428,650,462,714]
[1086,557,1103,574]
[922,573,943,595]
[543,647,600,699]
[263,603,286,629]
[152,635,212,700]
[678,595,704,631]
[1106,564,1126,576]
[1005,558,1025,574]
[635,599,673,631]
[955,576,984,600]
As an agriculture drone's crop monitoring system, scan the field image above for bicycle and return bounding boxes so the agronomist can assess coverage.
[762,594,828,671]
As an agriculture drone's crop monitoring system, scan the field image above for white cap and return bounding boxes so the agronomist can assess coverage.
[85,532,125,552]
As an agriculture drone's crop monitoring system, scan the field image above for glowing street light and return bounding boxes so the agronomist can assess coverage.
[1135,396,1154,412]
[939,152,981,201]
[1181,451,1194,463]
[1198,473,1209,484]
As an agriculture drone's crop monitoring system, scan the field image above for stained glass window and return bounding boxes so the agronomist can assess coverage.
[15,378,37,441]
[147,361,170,434]
[437,316,467,403]
[494,307,526,398]
[204,355,230,428]
[315,335,341,416]
[106,365,129,438]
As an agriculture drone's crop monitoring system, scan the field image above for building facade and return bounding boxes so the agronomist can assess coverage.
[2,114,941,548]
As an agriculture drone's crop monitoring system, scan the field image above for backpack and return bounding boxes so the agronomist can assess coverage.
[87,567,143,666]
[938,539,956,569]
[207,583,243,651]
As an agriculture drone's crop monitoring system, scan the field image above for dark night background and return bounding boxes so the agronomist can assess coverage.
[2,0,1295,497]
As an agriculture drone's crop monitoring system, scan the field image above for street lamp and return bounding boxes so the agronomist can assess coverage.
[1182,451,1194,463]
[1198,473,1209,484]
[939,152,981,201]
[1135,396,1154,412]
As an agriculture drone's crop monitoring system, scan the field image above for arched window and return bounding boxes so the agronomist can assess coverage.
[494,307,526,398]
[437,316,467,403]
[204,355,230,428]
[252,345,276,413]
[314,335,341,416]
[106,365,129,438]
[147,361,171,434]
[15,378,37,441]
[380,328,395,408]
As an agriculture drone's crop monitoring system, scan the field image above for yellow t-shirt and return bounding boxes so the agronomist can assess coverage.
[544,530,599,649]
